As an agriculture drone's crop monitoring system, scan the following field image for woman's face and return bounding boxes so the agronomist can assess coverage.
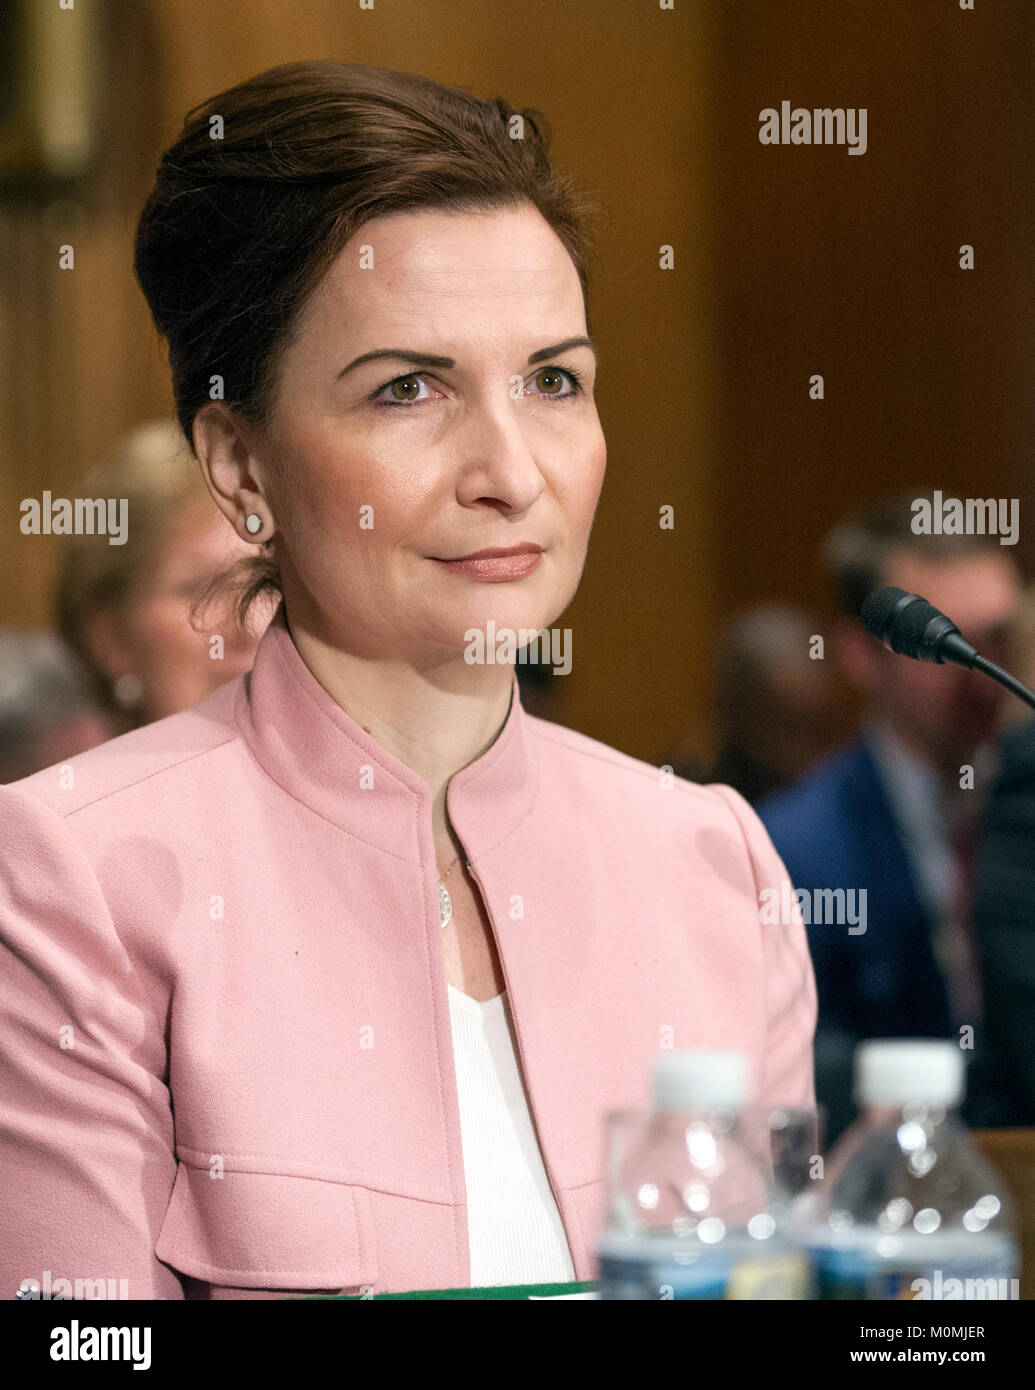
[253,203,606,665]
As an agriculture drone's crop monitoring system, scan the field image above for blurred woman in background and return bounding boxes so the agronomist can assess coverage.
[54,418,274,732]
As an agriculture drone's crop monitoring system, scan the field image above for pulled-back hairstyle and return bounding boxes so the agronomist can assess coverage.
[133,60,599,626]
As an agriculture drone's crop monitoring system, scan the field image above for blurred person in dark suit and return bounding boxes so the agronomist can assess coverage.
[0,631,115,782]
[758,495,1021,1144]
[665,604,840,802]
[971,581,1035,1124]
[54,419,276,732]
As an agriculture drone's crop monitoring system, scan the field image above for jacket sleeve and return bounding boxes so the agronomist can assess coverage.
[0,784,183,1300]
[709,783,818,1112]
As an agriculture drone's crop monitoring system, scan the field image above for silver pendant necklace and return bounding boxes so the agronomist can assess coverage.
[438,856,461,928]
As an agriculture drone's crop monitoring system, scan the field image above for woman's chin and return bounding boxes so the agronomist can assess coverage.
[414,607,562,667]
[461,601,562,638]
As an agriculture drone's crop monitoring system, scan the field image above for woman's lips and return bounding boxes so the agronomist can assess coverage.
[432,550,544,582]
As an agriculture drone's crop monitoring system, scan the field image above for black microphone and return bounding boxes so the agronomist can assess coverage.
[860,586,1035,712]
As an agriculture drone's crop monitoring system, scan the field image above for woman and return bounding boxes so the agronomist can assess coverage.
[54,419,272,732]
[0,61,816,1299]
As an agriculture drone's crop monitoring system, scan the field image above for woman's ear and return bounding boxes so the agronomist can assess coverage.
[191,404,272,538]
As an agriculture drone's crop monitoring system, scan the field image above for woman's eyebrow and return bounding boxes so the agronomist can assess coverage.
[337,336,597,379]
[528,336,597,365]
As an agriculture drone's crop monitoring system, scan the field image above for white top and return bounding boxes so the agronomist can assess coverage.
[447,984,576,1287]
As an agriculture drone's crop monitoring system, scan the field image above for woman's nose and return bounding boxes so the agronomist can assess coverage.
[453,417,547,513]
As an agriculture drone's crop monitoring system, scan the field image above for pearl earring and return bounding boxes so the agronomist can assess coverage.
[245,513,263,535]
[113,673,144,708]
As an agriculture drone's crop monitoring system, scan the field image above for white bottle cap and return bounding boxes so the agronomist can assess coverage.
[651,1050,748,1111]
[854,1040,964,1108]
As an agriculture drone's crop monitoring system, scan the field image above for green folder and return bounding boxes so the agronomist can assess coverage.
[300,1280,598,1300]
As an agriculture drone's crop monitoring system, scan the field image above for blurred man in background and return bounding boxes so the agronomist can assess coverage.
[758,494,1021,1143]
[666,604,841,802]
[708,604,840,803]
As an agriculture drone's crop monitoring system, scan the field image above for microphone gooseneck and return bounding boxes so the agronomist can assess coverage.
[859,586,1035,712]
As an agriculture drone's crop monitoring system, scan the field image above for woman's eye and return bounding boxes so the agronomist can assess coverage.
[373,365,584,409]
[528,366,583,399]
[374,374,431,407]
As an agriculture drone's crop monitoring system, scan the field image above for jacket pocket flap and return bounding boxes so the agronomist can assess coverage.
[155,1162,378,1290]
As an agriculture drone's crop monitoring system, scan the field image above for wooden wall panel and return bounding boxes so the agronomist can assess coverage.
[711,0,1035,633]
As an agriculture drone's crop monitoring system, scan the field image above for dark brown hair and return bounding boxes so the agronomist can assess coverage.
[133,60,599,627]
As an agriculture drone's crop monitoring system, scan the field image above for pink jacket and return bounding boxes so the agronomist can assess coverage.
[0,603,816,1299]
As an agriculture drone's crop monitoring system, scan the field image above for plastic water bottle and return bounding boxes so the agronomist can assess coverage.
[596,1050,810,1299]
[798,1040,1020,1300]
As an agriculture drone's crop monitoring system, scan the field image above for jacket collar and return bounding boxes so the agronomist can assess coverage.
[234,602,539,865]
